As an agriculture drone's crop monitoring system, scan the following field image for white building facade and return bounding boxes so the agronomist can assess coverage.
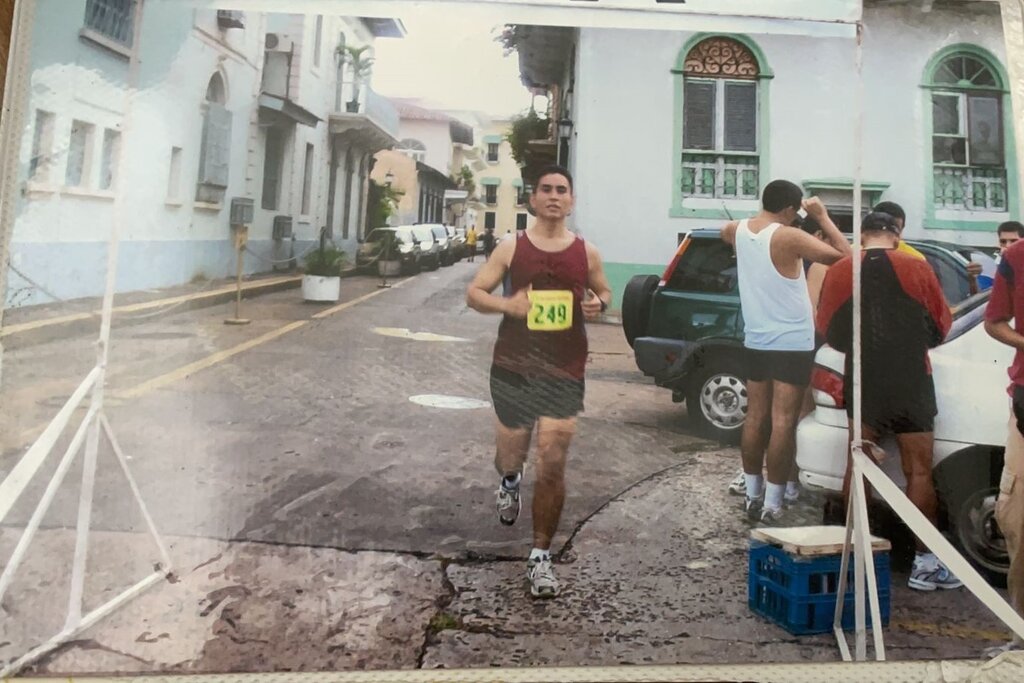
[513,0,1016,305]
[5,0,402,308]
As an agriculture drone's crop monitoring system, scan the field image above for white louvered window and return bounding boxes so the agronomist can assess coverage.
[680,37,760,200]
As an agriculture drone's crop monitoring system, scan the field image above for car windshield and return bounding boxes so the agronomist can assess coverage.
[432,227,447,239]
[413,227,434,243]
[394,229,415,244]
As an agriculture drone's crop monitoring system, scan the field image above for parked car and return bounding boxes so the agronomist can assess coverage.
[357,226,420,274]
[448,225,466,260]
[796,291,1013,583]
[412,224,441,270]
[622,228,981,443]
[428,224,454,266]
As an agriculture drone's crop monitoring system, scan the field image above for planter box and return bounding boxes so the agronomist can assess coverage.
[302,275,340,302]
[378,260,402,277]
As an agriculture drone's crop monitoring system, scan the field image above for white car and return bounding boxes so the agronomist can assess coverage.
[795,290,1015,582]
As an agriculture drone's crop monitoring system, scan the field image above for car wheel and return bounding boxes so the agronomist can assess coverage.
[685,354,746,444]
[622,274,659,348]
[935,448,1008,586]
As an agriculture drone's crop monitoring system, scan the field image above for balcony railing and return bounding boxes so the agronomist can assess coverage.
[84,0,136,47]
[363,88,400,141]
[934,166,1008,212]
[680,153,759,200]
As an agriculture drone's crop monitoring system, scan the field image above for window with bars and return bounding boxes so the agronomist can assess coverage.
[484,212,496,230]
[487,143,499,163]
[29,110,55,183]
[83,0,137,49]
[929,51,1008,212]
[679,37,760,200]
[484,185,497,204]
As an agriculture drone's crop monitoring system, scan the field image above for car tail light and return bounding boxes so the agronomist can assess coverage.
[660,239,690,286]
[811,365,845,408]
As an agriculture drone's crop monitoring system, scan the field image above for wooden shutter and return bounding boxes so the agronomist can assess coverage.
[198,103,232,187]
[683,80,715,151]
[724,82,757,152]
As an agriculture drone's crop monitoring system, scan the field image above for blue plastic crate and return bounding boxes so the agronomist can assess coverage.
[748,541,891,635]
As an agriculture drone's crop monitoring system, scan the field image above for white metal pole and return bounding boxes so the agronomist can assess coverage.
[0,0,35,387]
[65,0,147,624]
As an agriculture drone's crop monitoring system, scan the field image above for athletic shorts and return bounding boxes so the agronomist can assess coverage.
[846,374,937,435]
[489,364,584,429]
[744,348,815,387]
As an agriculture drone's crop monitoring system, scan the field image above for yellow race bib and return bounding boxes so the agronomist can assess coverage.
[527,290,573,332]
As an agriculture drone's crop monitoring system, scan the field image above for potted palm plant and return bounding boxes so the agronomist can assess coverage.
[338,44,374,113]
[302,246,346,302]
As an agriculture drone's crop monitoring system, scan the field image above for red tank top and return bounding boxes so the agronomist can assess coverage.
[493,232,589,380]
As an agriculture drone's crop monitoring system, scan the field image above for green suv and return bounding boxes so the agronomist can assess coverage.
[621,228,986,443]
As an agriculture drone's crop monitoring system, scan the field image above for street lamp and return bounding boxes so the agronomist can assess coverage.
[557,118,574,139]
[384,170,395,187]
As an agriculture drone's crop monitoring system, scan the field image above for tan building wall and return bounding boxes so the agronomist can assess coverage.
[471,119,532,237]
[371,150,419,227]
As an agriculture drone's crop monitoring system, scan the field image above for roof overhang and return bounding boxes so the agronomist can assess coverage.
[258,93,320,128]
[416,161,456,189]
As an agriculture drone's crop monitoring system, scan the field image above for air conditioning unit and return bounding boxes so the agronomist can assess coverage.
[230,197,254,225]
[272,215,293,240]
[217,10,244,30]
[265,33,294,53]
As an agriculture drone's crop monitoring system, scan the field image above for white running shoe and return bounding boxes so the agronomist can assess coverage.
[527,557,560,598]
[728,469,746,496]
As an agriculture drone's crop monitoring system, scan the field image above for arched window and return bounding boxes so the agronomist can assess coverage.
[927,47,1008,213]
[674,35,768,207]
[197,72,232,203]
[398,138,427,163]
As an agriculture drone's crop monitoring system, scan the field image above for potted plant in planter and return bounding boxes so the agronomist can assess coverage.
[302,246,347,302]
[337,44,374,113]
[378,231,402,278]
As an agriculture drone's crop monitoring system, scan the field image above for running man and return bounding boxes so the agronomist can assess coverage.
[466,164,612,598]
[722,181,851,524]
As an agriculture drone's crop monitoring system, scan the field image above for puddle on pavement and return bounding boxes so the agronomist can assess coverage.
[373,327,470,343]
[409,395,491,410]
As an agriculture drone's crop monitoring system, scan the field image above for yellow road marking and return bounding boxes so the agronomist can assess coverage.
[311,276,412,319]
[0,276,301,337]
[4,277,414,454]
[112,320,309,400]
[891,618,1008,642]
[114,277,411,400]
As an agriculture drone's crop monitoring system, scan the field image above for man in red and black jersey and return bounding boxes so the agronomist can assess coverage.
[467,164,613,599]
[817,211,960,591]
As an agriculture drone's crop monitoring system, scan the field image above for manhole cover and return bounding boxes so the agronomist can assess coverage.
[409,395,491,410]
[373,327,469,343]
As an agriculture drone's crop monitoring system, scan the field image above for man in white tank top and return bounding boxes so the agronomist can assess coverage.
[721,180,850,524]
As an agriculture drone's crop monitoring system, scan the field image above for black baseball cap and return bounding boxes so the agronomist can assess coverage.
[862,211,901,233]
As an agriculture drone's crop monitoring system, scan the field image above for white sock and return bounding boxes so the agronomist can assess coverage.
[915,552,937,566]
[786,481,800,497]
[502,472,521,489]
[765,483,785,512]
[529,548,550,562]
[745,474,764,499]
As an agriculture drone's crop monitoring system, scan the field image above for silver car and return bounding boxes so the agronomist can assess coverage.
[411,225,440,271]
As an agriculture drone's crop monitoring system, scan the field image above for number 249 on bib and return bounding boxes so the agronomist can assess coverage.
[527,290,573,332]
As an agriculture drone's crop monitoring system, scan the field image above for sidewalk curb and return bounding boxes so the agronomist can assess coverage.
[1,276,303,350]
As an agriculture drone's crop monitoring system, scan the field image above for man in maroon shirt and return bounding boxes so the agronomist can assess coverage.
[466,164,613,599]
[984,239,1024,653]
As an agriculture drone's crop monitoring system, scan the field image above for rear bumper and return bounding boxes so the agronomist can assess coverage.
[633,337,700,386]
